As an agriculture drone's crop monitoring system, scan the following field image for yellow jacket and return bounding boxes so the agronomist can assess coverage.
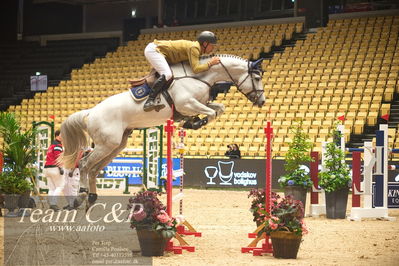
[153,39,210,73]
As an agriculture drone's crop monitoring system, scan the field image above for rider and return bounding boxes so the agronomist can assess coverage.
[143,31,221,112]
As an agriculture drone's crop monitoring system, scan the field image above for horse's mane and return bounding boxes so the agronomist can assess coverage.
[200,54,248,63]
[171,54,249,77]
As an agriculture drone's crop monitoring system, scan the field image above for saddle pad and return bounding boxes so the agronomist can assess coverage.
[129,83,151,101]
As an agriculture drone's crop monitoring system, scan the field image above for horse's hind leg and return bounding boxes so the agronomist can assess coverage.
[78,130,131,207]
[78,140,123,203]
[87,130,132,189]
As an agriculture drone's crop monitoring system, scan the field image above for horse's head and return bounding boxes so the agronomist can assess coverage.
[235,58,265,107]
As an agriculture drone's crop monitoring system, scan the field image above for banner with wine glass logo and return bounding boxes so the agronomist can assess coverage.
[184,159,286,189]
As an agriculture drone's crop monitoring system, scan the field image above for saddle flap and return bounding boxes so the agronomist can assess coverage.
[129,83,151,101]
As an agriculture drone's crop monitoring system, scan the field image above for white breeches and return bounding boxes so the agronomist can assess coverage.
[63,168,81,207]
[64,168,80,196]
[44,167,64,205]
[144,42,173,80]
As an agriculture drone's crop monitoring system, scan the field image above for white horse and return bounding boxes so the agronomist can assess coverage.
[60,54,265,206]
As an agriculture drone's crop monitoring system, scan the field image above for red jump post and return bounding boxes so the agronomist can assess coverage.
[241,121,273,256]
[310,151,319,205]
[351,151,362,208]
[0,152,3,173]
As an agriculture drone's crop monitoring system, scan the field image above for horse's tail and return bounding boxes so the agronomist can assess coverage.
[58,109,90,169]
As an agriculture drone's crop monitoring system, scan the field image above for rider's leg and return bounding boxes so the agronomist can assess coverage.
[144,42,173,112]
[144,74,167,112]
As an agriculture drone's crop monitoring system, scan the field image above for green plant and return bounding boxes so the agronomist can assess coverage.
[259,192,308,236]
[318,124,351,192]
[0,112,38,177]
[0,171,33,194]
[0,112,37,194]
[127,190,177,239]
[278,121,313,188]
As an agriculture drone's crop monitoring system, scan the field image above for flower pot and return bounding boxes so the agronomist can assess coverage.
[4,194,20,217]
[270,231,302,259]
[136,227,169,256]
[284,186,307,210]
[18,190,31,208]
[325,187,349,219]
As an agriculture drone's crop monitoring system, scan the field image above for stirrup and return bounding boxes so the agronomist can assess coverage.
[144,101,165,112]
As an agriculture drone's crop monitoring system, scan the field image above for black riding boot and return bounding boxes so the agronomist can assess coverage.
[143,75,167,112]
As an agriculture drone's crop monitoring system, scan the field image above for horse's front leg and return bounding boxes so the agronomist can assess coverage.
[207,102,225,117]
[178,99,219,129]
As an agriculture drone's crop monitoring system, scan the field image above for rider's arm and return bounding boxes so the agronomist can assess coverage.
[188,47,210,73]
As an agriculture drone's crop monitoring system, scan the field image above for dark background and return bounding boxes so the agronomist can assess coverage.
[1,0,397,42]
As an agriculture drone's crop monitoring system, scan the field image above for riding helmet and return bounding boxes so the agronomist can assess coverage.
[197,31,217,44]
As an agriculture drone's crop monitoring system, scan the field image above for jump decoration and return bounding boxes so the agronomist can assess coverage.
[318,123,352,219]
[127,120,201,256]
[309,118,397,221]
[259,193,308,259]
[278,120,313,211]
[242,121,308,258]
[128,190,177,256]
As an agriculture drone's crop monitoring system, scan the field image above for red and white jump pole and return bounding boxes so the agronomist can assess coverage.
[178,129,185,216]
[176,128,202,237]
[164,119,195,254]
[165,119,174,217]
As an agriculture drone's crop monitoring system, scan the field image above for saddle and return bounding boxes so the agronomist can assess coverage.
[129,69,175,105]
[129,69,157,87]
[129,70,160,102]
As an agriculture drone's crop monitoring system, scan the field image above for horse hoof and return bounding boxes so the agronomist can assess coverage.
[73,193,87,208]
[182,120,194,129]
[192,117,208,130]
[88,193,98,204]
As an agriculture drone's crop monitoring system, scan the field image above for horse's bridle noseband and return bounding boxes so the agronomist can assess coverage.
[220,61,264,104]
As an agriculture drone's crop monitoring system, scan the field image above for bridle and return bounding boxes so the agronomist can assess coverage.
[174,59,264,104]
[219,61,264,104]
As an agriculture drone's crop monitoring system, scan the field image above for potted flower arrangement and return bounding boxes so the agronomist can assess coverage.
[318,124,351,219]
[248,188,266,226]
[0,171,32,217]
[0,112,36,217]
[278,121,313,209]
[259,192,308,259]
[127,190,177,256]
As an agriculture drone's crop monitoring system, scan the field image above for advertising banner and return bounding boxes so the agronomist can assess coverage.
[372,183,399,208]
[103,157,181,187]
[184,159,288,189]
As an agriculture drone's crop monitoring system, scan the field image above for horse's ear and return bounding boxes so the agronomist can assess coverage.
[250,58,264,70]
